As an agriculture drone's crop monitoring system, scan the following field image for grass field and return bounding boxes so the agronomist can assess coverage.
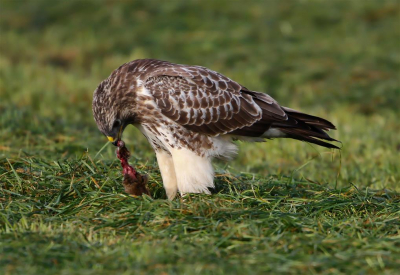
[1,0,399,274]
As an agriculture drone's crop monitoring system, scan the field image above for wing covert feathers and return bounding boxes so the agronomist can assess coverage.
[144,66,264,136]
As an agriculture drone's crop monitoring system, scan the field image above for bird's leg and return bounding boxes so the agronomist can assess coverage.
[155,150,178,200]
[169,147,214,195]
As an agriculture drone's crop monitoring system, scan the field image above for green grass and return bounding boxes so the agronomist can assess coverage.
[1,0,399,274]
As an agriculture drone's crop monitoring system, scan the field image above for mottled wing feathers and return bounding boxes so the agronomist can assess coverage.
[143,63,277,136]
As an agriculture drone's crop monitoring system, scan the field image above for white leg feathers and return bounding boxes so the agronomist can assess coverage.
[155,150,178,200]
[154,134,237,199]
[170,148,214,196]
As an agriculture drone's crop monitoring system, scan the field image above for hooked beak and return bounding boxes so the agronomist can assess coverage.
[107,136,119,146]
[107,125,124,146]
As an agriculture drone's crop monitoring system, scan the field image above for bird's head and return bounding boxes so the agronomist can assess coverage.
[92,79,135,145]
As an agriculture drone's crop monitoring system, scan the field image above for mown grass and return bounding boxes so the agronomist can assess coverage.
[2,156,399,274]
[1,0,399,274]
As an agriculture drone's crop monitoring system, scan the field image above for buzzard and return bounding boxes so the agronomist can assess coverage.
[93,59,339,199]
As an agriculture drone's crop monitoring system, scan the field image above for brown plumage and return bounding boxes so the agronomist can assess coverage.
[93,59,339,199]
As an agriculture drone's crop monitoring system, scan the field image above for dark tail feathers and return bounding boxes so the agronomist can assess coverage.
[275,107,340,149]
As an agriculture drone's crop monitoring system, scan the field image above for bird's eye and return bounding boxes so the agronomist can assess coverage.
[112,119,121,129]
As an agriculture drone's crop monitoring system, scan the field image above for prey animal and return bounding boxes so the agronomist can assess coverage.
[93,59,339,200]
[116,140,150,196]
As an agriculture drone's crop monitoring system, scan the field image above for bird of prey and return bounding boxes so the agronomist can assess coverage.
[93,59,339,199]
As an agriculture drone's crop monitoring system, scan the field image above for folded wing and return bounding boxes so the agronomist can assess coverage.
[144,63,287,136]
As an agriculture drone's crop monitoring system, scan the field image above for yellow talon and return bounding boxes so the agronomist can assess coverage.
[107,136,115,142]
